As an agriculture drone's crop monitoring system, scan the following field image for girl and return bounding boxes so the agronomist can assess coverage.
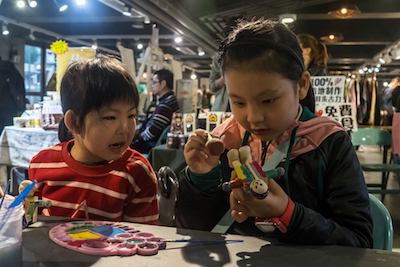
[176,19,372,247]
[29,56,158,224]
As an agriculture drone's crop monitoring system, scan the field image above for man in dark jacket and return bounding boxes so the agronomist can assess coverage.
[131,69,179,154]
[0,59,25,133]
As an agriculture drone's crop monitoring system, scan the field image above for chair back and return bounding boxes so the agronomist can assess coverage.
[351,128,391,146]
[369,194,393,251]
[392,113,400,156]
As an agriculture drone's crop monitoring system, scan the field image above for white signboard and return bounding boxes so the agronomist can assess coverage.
[312,76,357,131]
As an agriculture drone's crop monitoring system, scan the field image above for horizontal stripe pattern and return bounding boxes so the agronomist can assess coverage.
[29,142,159,223]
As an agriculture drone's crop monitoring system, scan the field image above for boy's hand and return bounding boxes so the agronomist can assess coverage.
[184,129,223,174]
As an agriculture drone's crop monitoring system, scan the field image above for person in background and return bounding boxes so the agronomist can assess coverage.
[131,69,179,154]
[0,58,26,133]
[176,19,372,248]
[297,33,329,113]
[209,54,230,112]
[390,76,400,112]
[29,56,159,224]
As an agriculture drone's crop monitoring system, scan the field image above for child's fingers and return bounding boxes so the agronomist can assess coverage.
[230,170,237,181]
[231,210,248,223]
[184,135,208,155]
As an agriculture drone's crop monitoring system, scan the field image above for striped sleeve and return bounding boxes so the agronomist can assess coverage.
[140,95,178,142]
[123,156,159,224]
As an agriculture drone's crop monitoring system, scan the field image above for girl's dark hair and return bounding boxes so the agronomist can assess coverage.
[219,19,315,112]
[58,55,139,142]
[298,33,328,66]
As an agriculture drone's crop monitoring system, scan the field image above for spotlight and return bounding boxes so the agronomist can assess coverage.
[28,0,37,8]
[91,40,98,50]
[75,0,86,6]
[197,48,205,56]
[328,5,361,18]
[279,14,297,24]
[29,30,35,40]
[2,23,9,35]
[320,33,344,43]
[144,16,151,24]
[174,36,182,43]
[16,0,26,8]
[122,7,131,17]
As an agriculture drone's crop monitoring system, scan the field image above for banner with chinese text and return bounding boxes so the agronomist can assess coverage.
[312,76,357,131]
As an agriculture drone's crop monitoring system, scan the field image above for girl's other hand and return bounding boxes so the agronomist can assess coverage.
[184,129,222,174]
[230,177,289,222]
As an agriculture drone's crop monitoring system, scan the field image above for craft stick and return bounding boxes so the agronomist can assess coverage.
[251,161,267,178]
[239,146,251,164]
[240,165,254,182]
[227,149,239,168]
[232,161,246,181]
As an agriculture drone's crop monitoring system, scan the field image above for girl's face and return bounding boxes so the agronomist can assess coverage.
[225,69,308,141]
[71,101,137,164]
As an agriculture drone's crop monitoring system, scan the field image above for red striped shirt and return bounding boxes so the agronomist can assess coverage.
[28,141,159,224]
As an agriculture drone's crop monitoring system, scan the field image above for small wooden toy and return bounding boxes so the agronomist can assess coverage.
[205,133,225,156]
[223,145,284,199]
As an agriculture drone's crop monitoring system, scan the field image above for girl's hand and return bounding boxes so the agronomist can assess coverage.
[230,176,289,223]
[184,129,223,174]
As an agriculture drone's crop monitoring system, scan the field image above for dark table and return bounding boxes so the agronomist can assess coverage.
[4,220,400,267]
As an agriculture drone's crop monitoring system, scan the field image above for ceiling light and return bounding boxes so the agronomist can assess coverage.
[137,43,143,50]
[363,67,368,72]
[16,0,26,8]
[75,0,86,6]
[175,47,181,51]
[383,81,389,87]
[2,23,9,35]
[144,16,151,24]
[59,4,68,12]
[91,40,98,50]
[328,5,361,18]
[358,69,364,74]
[320,33,344,43]
[351,74,356,79]
[279,14,297,24]
[174,36,182,43]
[122,7,131,17]
[197,48,205,56]
[29,30,35,40]
[190,72,197,80]
[28,0,37,8]
[379,57,385,64]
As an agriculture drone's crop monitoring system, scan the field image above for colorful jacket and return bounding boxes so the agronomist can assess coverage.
[175,107,373,248]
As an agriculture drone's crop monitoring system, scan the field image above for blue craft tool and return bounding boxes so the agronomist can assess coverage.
[8,180,37,209]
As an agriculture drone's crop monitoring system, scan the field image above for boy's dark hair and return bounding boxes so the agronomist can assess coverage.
[154,69,174,90]
[219,19,315,112]
[58,55,139,142]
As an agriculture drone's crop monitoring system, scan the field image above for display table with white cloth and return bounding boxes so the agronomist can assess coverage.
[0,126,59,189]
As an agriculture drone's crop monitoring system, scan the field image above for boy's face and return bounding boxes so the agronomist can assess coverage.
[72,101,137,163]
[225,69,306,141]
